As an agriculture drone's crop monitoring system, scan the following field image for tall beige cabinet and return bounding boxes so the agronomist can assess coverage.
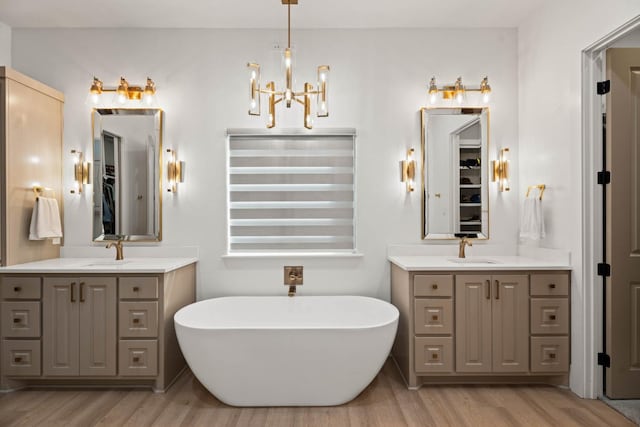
[0,67,64,266]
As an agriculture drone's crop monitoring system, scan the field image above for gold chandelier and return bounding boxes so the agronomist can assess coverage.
[247,0,330,129]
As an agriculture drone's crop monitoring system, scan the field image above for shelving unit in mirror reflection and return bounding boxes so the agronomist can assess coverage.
[457,129,482,234]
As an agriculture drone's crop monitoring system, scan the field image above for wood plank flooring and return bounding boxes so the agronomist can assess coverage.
[0,360,634,427]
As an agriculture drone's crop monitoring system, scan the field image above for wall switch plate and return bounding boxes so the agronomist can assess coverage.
[284,266,303,285]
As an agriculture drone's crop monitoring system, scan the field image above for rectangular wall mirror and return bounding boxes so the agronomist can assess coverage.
[421,107,489,240]
[92,108,163,242]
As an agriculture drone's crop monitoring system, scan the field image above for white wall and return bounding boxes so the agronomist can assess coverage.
[0,21,11,66]
[518,1,640,398]
[12,28,519,302]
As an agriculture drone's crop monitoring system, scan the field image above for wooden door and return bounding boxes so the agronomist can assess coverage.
[455,275,492,372]
[605,48,640,398]
[79,277,117,376]
[491,275,529,373]
[43,278,79,376]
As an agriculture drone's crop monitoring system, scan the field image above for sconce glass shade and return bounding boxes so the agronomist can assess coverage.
[401,148,416,192]
[116,77,129,104]
[454,77,465,104]
[142,77,157,106]
[480,76,491,103]
[317,65,330,117]
[492,147,510,192]
[70,150,91,194]
[428,77,438,105]
[166,149,184,193]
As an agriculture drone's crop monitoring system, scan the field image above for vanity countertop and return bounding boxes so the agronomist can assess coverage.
[388,255,571,271]
[0,257,198,274]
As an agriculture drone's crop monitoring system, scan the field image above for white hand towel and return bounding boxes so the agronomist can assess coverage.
[519,197,545,240]
[29,197,63,240]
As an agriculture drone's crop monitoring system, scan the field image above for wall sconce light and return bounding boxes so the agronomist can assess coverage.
[400,148,416,192]
[492,148,510,192]
[87,76,157,107]
[428,76,491,105]
[70,149,90,194]
[166,149,184,193]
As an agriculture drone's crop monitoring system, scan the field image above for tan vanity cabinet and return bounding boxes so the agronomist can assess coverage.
[0,262,196,391]
[43,277,117,376]
[391,264,570,389]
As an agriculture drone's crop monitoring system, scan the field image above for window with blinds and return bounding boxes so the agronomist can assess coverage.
[227,130,356,254]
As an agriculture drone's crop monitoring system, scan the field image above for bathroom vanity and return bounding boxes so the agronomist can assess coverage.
[389,255,571,389]
[0,257,197,391]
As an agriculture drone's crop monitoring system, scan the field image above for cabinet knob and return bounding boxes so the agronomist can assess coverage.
[14,356,22,363]
[432,315,438,321]
[133,286,140,292]
[549,283,556,289]
[13,286,21,293]
[549,314,557,321]
[133,356,140,363]
[133,318,140,324]
[431,284,438,290]
[432,354,438,359]
[13,318,20,323]
[549,353,556,359]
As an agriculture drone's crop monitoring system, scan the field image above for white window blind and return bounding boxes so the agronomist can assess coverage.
[227,130,356,253]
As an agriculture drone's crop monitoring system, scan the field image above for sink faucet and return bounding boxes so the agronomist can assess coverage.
[106,240,124,261]
[458,237,473,258]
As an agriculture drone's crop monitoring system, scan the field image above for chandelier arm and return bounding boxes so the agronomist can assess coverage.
[274,97,284,105]
[294,97,305,106]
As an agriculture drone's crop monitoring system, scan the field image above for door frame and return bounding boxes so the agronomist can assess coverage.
[581,15,640,399]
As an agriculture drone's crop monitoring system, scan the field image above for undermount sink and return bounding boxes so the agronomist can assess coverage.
[82,260,131,267]
[448,258,500,264]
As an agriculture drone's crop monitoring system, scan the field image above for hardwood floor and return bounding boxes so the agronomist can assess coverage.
[0,360,634,427]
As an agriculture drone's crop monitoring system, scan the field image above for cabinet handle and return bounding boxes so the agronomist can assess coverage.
[133,286,140,292]
[70,282,76,302]
[14,356,22,363]
[549,283,556,289]
[80,282,85,302]
[495,280,500,300]
[13,318,20,323]
[485,280,490,299]
[13,286,21,293]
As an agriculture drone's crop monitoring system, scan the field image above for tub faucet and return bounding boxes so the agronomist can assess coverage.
[106,239,124,260]
[458,237,472,258]
[284,266,303,297]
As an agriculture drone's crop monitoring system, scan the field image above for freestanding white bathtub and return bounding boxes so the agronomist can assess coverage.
[174,296,399,407]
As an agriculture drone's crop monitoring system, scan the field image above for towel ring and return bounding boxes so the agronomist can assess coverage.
[525,184,545,200]
[32,185,56,200]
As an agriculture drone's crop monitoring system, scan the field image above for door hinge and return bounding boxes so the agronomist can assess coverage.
[597,171,611,185]
[597,352,611,368]
[597,263,611,277]
[597,80,611,95]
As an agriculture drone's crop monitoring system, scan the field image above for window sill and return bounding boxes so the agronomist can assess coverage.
[222,252,364,259]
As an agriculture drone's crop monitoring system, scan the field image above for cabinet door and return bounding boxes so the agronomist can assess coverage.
[79,277,117,376]
[492,275,529,373]
[43,278,79,376]
[455,275,492,372]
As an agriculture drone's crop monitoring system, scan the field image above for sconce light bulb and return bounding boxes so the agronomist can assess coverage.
[285,89,292,102]
[117,93,127,104]
[483,92,491,103]
[320,72,326,82]
[285,57,292,68]
[251,70,257,80]
[320,101,327,112]
[429,93,437,104]
[250,99,257,109]
[90,93,101,105]
[456,92,464,104]
[142,93,155,106]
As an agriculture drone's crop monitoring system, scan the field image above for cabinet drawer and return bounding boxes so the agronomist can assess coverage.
[415,337,453,373]
[531,298,569,335]
[1,302,41,338]
[531,336,569,373]
[119,340,158,376]
[119,302,158,338]
[2,339,41,376]
[531,274,569,296]
[414,299,453,335]
[119,277,158,300]
[414,275,453,297]
[1,277,41,300]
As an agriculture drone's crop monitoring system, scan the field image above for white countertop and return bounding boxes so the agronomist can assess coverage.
[388,255,571,271]
[0,257,198,274]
